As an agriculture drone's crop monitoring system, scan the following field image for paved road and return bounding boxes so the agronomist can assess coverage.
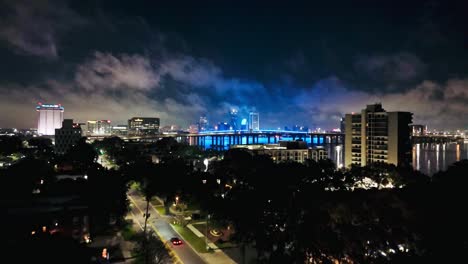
[128,191,206,264]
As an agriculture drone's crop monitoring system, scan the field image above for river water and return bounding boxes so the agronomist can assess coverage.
[411,142,468,176]
[324,142,468,176]
[197,136,468,176]
[319,142,468,176]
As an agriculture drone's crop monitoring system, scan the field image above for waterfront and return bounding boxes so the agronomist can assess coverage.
[332,142,468,176]
[412,142,468,176]
[326,142,468,176]
[197,136,467,176]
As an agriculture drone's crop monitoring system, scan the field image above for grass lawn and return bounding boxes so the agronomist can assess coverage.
[215,240,237,249]
[121,221,137,241]
[171,224,210,254]
[150,197,162,206]
[154,205,166,215]
[129,181,140,190]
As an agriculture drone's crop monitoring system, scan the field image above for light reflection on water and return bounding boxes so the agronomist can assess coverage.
[331,142,467,176]
[197,136,468,176]
[414,142,467,176]
[329,142,467,176]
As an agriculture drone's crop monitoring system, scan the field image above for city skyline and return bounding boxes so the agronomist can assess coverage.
[0,1,468,130]
[2,2,468,263]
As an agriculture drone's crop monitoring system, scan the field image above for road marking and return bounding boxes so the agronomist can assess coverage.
[128,195,184,264]
[170,222,209,256]
[187,224,204,238]
[129,210,144,231]
[149,201,161,215]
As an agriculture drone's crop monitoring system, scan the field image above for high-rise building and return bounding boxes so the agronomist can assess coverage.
[86,120,111,135]
[36,103,64,135]
[55,119,82,155]
[240,118,248,130]
[291,125,308,132]
[128,117,160,135]
[189,124,199,134]
[229,109,239,130]
[345,103,412,167]
[248,112,260,131]
[409,124,426,136]
[198,116,208,131]
[216,122,230,131]
[111,125,128,136]
[160,125,181,133]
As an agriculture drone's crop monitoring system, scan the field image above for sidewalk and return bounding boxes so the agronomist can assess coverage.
[170,222,237,264]
[151,197,236,264]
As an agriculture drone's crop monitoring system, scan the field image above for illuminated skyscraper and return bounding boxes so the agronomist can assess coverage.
[409,124,426,136]
[229,109,239,130]
[87,120,112,135]
[36,103,64,135]
[248,112,260,131]
[240,118,248,130]
[345,103,412,167]
[199,115,208,131]
[111,125,128,136]
[128,117,160,135]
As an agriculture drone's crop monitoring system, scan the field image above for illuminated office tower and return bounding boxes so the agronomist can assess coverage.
[128,117,160,135]
[229,109,239,130]
[409,124,426,136]
[240,118,248,130]
[199,116,208,131]
[36,103,64,135]
[345,103,412,167]
[248,112,260,131]
[111,125,128,136]
[87,120,112,135]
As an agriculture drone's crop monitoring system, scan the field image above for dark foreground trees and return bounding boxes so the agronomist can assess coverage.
[6,233,92,264]
[206,149,468,263]
[133,231,171,264]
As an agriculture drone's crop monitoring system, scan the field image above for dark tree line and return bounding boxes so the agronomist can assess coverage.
[4,134,467,263]
[197,149,468,263]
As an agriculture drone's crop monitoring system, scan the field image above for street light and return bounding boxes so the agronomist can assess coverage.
[203,158,209,172]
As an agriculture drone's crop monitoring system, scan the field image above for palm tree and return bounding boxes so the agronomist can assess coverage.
[141,176,156,236]
[133,230,171,264]
[130,161,158,264]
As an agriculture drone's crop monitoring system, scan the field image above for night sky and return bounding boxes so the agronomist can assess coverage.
[0,0,467,130]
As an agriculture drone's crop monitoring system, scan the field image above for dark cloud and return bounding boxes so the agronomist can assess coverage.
[354,53,427,92]
[1,48,467,131]
[0,0,85,58]
[0,0,467,130]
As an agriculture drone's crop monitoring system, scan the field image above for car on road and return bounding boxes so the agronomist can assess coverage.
[170,237,183,246]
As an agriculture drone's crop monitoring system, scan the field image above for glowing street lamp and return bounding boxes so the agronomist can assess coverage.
[203,158,209,172]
